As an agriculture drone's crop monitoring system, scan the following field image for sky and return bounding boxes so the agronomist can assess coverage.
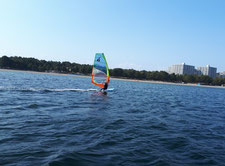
[0,0,225,72]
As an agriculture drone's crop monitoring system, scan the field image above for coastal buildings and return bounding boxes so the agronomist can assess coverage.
[197,65,217,78]
[168,63,195,75]
[218,72,225,78]
[168,63,217,78]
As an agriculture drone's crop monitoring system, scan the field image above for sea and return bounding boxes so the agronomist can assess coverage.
[0,70,225,166]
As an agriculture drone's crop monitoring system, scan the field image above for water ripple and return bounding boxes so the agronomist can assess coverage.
[0,70,225,165]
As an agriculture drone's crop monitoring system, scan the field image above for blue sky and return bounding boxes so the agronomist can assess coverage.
[0,0,225,72]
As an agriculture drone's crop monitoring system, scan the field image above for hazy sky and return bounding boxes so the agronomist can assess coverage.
[0,0,225,71]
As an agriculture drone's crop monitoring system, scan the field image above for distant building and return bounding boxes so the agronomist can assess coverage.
[168,63,195,75]
[218,71,225,78]
[197,65,217,78]
[167,63,218,78]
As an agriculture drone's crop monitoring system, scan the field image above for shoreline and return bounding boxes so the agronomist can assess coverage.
[1,68,224,89]
[111,77,225,89]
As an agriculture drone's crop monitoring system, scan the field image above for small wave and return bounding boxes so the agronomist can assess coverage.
[21,88,40,92]
[0,86,98,92]
[0,86,17,91]
[27,104,39,109]
[0,86,39,92]
[44,89,98,92]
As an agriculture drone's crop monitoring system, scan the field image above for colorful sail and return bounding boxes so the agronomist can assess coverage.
[91,53,109,88]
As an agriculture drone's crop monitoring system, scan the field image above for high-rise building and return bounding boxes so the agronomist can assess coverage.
[168,63,195,75]
[168,63,218,78]
[197,65,217,78]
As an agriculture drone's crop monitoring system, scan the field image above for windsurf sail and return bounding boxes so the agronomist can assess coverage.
[91,53,109,88]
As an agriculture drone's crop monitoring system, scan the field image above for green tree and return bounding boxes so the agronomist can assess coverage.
[0,56,14,68]
[183,75,196,83]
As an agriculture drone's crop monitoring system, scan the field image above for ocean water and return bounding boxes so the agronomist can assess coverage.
[0,70,225,166]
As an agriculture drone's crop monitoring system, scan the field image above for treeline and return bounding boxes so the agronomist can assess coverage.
[0,56,225,86]
[110,68,225,86]
[0,56,92,74]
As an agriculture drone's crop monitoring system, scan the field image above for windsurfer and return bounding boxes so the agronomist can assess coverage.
[101,82,108,91]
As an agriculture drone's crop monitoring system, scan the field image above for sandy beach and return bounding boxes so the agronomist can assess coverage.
[1,68,224,89]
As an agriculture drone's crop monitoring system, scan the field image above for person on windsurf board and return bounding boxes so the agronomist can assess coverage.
[100,82,108,92]
[91,53,111,92]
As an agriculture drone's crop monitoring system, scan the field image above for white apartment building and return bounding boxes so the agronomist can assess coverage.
[168,63,195,75]
[197,65,217,78]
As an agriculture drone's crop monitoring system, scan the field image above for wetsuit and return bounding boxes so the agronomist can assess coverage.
[102,83,108,91]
